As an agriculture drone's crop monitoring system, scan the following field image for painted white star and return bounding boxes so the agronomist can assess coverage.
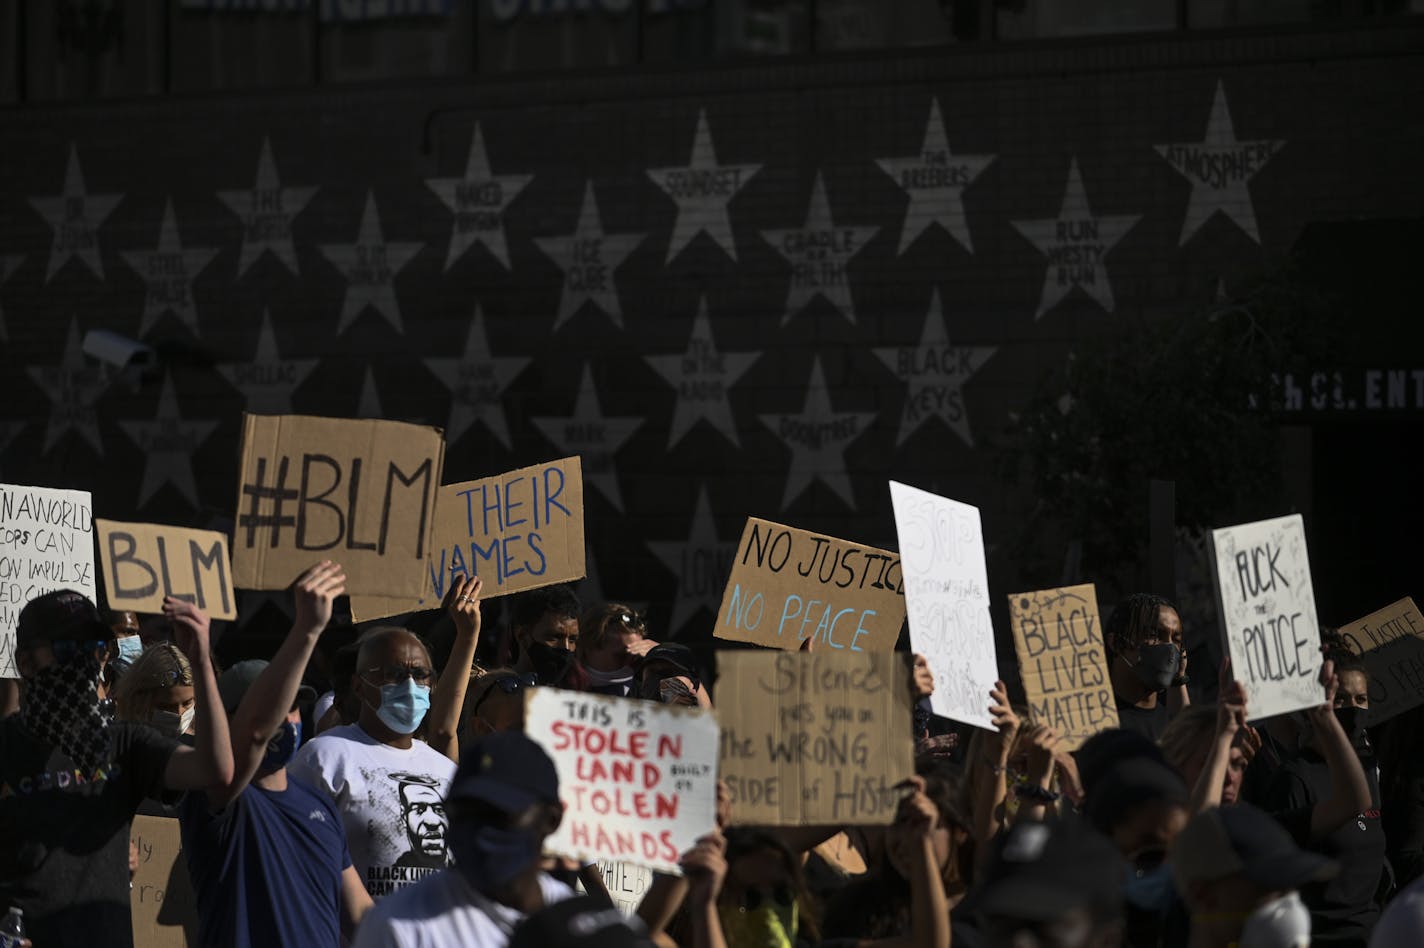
[120,198,219,337]
[27,318,108,455]
[0,253,24,341]
[1155,81,1285,245]
[424,308,530,450]
[534,182,643,331]
[874,290,996,448]
[425,123,533,271]
[319,191,423,335]
[759,358,876,510]
[29,145,123,283]
[644,298,759,449]
[217,137,318,277]
[647,486,735,635]
[217,310,319,414]
[761,173,878,326]
[1011,158,1139,319]
[119,375,219,508]
[875,98,995,254]
[531,366,643,512]
[647,109,760,263]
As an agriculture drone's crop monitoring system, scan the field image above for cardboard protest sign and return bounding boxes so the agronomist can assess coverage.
[717,650,913,826]
[96,520,237,620]
[598,860,655,917]
[1,484,95,678]
[889,480,997,729]
[130,814,199,948]
[1339,597,1424,726]
[429,457,585,601]
[1010,584,1118,750]
[525,688,719,874]
[714,517,904,652]
[231,414,444,597]
[1211,514,1323,721]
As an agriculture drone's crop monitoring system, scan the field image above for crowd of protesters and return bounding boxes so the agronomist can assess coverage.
[2,563,1421,948]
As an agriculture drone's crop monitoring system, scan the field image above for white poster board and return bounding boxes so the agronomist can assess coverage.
[525,688,719,874]
[889,481,997,729]
[1,484,96,678]
[1211,514,1323,721]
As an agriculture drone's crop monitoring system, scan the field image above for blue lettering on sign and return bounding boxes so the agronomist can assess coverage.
[432,463,569,596]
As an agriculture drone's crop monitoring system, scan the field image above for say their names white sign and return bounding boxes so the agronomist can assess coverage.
[1,484,96,678]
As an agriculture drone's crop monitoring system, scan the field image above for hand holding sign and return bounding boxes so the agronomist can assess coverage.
[162,597,211,663]
[442,574,484,640]
[293,561,347,633]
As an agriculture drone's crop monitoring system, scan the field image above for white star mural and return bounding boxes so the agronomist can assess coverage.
[531,366,644,512]
[424,308,530,450]
[217,311,319,415]
[27,318,109,455]
[643,297,760,449]
[1011,158,1140,320]
[1155,81,1285,246]
[119,375,219,508]
[875,98,996,254]
[873,289,996,448]
[120,198,219,337]
[759,357,876,510]
[647,486,735,635]
[217,137,318,277]
[0,253,23,341]
[534,181,643,331]
[29,145,123,283]
[425,123,533,271]
[319,191,423,335]
[761,172,878,327]
[646,109,761,263]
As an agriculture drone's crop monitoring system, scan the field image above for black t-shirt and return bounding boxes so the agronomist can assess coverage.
[0,716,178,947]
[1115,698,1171,741]
[1263,750,1387,946]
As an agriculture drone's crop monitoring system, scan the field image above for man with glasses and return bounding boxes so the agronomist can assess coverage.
[290,624,457,899]
[0,589,234,947]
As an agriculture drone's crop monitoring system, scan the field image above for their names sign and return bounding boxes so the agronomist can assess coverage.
[1340,597,1424,726]
[525,688,718,874]
[231,414,444,596]
[97,520,237,620]
[1010,584,1118,750]
[1211,514,1323,721]
[1,484,95,678]
[715,517,904,652]
[717,650,913,826]
[889,480,997,729]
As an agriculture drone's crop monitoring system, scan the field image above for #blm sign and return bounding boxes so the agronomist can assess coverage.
[231,414,444,597]
[1211,514,1323,721]
[1,484,95,679]
[1009,584,1118,751]
[889,480,997,730]
[97,520,237,620]
[715,517,905,653]
[130,814,199,948]
[717,650,913,826]
[1339,597,1424,726]
[525,688,718,874]
[429,457,585,601]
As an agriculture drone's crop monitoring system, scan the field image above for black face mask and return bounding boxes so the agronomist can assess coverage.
[526,642,576,685]
[1334,706,1370,754]
[1127,642,1180,693]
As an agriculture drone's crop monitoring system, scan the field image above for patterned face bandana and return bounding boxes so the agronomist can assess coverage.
[21,650,116,775]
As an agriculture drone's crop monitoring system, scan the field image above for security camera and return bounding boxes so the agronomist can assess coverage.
[82,330,155,370]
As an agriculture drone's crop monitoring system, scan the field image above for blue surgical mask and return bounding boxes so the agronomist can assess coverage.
[1123,860,1176,912]
[448,820,542,895]
[373,678,431,735]
[114,635,144,668]
[260,719,302,773]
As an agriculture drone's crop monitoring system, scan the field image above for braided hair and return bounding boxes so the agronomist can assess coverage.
[1104,592,1173,660]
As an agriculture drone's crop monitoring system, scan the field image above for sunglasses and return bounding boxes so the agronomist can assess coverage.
[470,673,538,720]
[50,639,114,664]
[362,664,434,686]
[615,611,646,632]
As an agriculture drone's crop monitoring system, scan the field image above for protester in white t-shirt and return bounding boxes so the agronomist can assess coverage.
[353,730,576,948]
[289,626,457,898]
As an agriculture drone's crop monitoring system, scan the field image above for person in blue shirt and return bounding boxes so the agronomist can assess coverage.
[181,561,372,947]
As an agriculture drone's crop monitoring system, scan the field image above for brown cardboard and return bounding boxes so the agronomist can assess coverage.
[1339,596,1424,725]
[97,519,237,620]
[231,414,444,596]
[716,650,913,826]
[714,517,904,652]
[130,814,199,948]
[1009,584,1118,751]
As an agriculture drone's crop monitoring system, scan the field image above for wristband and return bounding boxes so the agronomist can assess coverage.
[1013,784,1061,803]
[1171,674,1190,688]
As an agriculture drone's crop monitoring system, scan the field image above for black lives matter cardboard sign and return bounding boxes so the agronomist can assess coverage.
[231,414,444,597]
[715,518,904,653]
[97,520,237,620]
[1339,597,1424,726]
[1010,584,1118,751]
